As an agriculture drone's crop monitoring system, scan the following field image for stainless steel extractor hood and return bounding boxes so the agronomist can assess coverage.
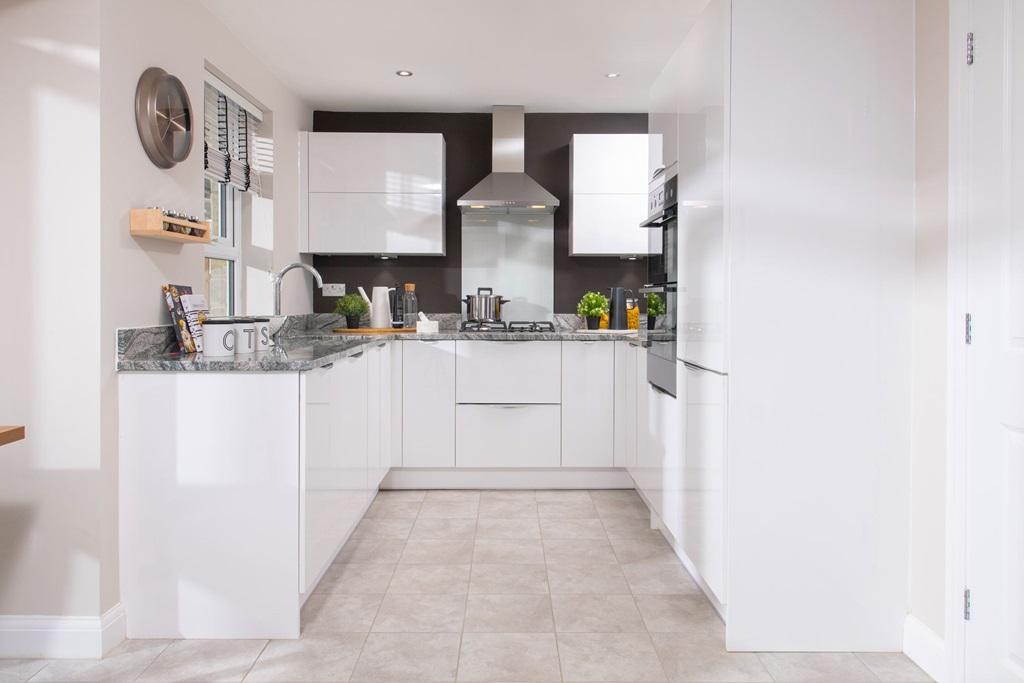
[458,105,560,215]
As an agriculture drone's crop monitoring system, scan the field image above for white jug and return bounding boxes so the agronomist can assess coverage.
[370,286,391,329]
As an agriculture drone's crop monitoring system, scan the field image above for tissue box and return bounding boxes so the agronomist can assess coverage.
[416,320,439,334]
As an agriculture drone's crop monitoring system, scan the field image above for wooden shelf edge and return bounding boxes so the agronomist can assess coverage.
[0,426,25,447]
[130,228,211,244]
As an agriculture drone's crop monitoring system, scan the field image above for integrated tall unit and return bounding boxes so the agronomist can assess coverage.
[642,0,915,651]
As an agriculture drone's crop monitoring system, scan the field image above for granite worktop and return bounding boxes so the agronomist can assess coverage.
[116,314,647,372]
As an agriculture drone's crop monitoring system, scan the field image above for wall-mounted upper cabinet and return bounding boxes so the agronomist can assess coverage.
[569,134,653,257]
[648,46,682,187]
[299,132,445,255]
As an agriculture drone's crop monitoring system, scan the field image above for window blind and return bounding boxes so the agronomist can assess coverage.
[204,82,262,194]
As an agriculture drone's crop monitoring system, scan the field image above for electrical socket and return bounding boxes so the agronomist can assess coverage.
[322,283,346,297]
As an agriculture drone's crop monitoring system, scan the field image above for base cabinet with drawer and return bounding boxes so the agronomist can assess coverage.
[456,404,561,468]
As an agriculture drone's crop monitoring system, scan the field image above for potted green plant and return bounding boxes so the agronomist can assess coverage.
[577,291,610,330]
[646,291,666,330]
[334,293,369,329]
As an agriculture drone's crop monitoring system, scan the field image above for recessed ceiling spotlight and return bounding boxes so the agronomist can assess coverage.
[395,70,413,77]
[605,72,621,78]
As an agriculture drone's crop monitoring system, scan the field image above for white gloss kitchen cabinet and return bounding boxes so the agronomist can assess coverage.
[401,339,456,468]
[119,344,396,640]
[299,132,445,255]
[640,0,915,653]
[569,134,652,256]
[561,341,615,467]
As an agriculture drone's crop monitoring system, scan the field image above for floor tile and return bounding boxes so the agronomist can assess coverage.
[588,489,643,504]
[457,633,561,682]
[400,540,475,564]
[244,634,365,682]
[622,562,701,595]
[374,489,426,502]
[543,538,617,564]
[635,594,720,632]
[29,640,170,682]
[409,517,478,540]
[557,632,666,682]
[536,490,593,503]
[301,593,383,633]
[538,517,607,540]
[351,632,461,682]
[424,490,481,503]
[317,562,396,594]
[352,517,416,540]
[856,653,933,682]
[464,594,554,632]
[652,631,772,683]
[478,498,539,518]
[594,497,651,519]
[365,499,422,519]
[611,537,680,565]
[551,594,646,632]
[1,660,49,683]
[136,639,268,683]
[758,652,879,682]
[419,500,480,518]
[474,539,545,564]
[537,500,599,519]
[371,594,466,632]
[601,515,662,539]
[546,563,630,594]
[476,517,542,540]
[337,538,407,564]
[469,563,549,594]
[388,563,471,594]
[480,490,537,502]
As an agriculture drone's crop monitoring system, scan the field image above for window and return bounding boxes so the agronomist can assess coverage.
[202,70,275,317]
[203,177,242,316]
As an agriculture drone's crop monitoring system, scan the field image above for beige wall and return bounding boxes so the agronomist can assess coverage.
[97,0,314,612]
[909,0,949,638]
[0,0,104,617]
[0,0,312,622]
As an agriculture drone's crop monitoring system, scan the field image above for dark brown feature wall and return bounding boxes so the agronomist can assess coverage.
[312,111,648,314]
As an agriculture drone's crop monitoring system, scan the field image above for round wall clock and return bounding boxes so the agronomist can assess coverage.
[134,67,193,169]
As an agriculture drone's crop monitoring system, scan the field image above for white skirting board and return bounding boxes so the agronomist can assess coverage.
[0,603,125,659]
[902,614,945,682]
[382,468,634,490]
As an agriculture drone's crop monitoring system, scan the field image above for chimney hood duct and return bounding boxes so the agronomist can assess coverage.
[458,106,560,215]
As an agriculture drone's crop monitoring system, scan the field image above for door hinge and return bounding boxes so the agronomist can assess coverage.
[964,588,972,621]
[967,32,975,65]
[965,313,973,344]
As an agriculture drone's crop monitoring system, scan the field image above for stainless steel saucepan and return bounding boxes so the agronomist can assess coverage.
[462,287,509,322]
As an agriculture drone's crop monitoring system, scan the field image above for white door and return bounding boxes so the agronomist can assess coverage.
[961,1,1024,679]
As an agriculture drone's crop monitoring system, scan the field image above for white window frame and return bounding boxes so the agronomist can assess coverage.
[205,178,243,315]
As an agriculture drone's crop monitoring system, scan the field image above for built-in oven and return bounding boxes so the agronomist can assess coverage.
[640,175,678,397]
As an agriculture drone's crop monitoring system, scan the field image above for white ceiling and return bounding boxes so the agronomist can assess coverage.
[200,0,707,113]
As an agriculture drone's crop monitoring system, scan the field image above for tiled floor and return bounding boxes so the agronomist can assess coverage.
[1,489,933,683]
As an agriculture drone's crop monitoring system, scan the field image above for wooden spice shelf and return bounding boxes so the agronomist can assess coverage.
[130,208,211,244]
[0,426,25,447]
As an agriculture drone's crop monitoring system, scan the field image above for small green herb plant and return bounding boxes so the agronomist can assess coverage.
[646,292,666,317]
[334,292,369,317]
[577,291,610,318]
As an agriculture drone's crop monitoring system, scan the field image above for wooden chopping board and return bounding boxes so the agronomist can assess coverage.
[331,327,418,335]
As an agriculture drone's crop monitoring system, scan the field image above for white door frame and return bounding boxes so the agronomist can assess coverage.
[946,0,974,681]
